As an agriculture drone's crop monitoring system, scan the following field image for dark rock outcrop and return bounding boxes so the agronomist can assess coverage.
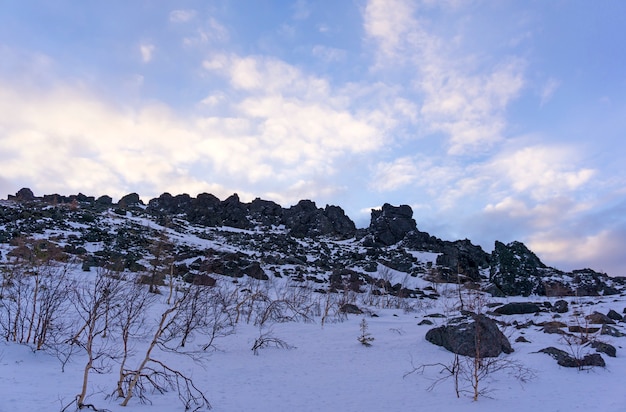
[425,314,513,358]
[368,203,416,246]
[118,193,143,208]
[9,188,36,201]
[489,241,549,296]
[283,200,355,239]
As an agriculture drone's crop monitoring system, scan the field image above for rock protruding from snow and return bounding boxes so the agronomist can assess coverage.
[425,313,513,358]
[367,203,417,246]
[489,241,548,296]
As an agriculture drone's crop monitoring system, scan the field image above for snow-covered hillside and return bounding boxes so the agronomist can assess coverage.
[0,193,625,411]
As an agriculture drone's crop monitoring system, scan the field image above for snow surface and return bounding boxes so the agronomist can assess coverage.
[1,269,625,412]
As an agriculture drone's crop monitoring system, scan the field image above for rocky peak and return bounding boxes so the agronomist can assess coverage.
[368,203,417,246]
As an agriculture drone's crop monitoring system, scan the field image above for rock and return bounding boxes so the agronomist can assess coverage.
[118,192,143,208]
[538,347,605,368]
[435,240,489,282]
[489,241,549,296]
[568,325,600,334]
[425,313,513,358]
[607,309,623,321]
[516,336,531,343]
[221,194,251,229]
[95,195,113,206]
[601,324,625,337]
[552,299,569,313]
[188,193,223,226]
[249,198,283,226]
[283,200,356,239]
[368,203,417,246]
[585,311,616,325]
[9,187,36,202]
[591,341,616,358]
[493,302,541,315]
[541,321,567,334]
[419,319,434,326]
[339,303,363,314]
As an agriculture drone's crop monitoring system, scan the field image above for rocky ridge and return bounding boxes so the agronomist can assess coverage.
[1,188,623,298]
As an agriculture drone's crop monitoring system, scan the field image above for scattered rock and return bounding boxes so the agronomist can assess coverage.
[339,303,363,314]
[601,324,625,337]
[541,321,567,334]
[585,311,616,325]
[538,347,605,368]
[494,302,541,315]
[552,299,569,313]
[568,325,600,334]
[591,341,616,358]
[607,309,623,321]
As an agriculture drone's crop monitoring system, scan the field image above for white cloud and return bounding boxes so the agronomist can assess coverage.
[489,145,595,201]
[312,45,346,63]
[292,0,311,20]
[182,17,229,47]
[540,77,560,106]
[169,9,197,23]
[139,43,155,63]
[363,0,525,155]
[370,157,418,191]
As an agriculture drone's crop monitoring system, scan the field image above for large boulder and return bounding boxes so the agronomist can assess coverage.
[425,314,513,358]
[368,203,417,246]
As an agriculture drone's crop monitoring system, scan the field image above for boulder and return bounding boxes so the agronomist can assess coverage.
[552,299,569,313]
[494,302,541,315]
[425,314,513,358]
[600,324,625,337]
[585,311,616,325]
[591,341,616,358]
[339,303,363,314]
[607,309,623,321]
[538,347,605,368]
[118,192,143,208]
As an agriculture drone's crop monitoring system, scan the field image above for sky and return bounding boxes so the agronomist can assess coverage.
[1,1,625,275]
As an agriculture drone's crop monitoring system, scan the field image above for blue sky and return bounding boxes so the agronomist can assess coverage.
[1,1,625,275]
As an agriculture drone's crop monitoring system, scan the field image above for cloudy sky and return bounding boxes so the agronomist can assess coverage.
[1,1,625,275]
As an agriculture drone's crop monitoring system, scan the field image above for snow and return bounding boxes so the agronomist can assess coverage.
[1,269,625,412]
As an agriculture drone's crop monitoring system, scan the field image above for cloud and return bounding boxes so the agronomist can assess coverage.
[540,77,560,106]
[312,45,346,63]
[182,18,229,47]
[0,48,389,205]
[363,0,525,155]
[291,0,311,20]
[139,43,155,63]
[488,144,595,201]
[169,9,197,23]
[370,157,419,191]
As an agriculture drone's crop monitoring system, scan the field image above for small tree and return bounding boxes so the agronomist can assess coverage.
[357,318,375,347]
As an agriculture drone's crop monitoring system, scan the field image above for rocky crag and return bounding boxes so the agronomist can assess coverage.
[1,188,623,297]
